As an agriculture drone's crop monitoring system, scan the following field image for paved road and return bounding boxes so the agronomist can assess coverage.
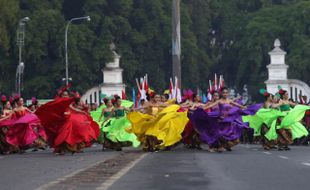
[0,144,120,190]
[1,144,310,190]
[109,144,310,190]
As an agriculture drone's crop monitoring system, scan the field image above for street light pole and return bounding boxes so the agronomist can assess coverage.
[64,16,91,85]
[16,17,29,95]
[172,0,181,89]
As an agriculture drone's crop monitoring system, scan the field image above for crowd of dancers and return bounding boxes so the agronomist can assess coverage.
[0,81,309,155]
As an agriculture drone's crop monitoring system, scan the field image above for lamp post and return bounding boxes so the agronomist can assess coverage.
[172,0,181,89]
[16,17,30,95]
[64,16,91,85]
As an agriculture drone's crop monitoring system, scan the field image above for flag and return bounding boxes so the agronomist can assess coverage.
[214,73,218,91]
[169,78,175,99]
[218,75,222,90]
[132,88,136,107]
[140,77,147,101]
[202,93,207,103]
[207,91,212,101]
[175,77,182,103]
[221,76,225,88]
[209,80,213,93]
[122,90,126,100]
[144,74,149,92]
[196,87,199,97]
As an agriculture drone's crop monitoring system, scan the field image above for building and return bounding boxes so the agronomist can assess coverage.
[265,39,310,101]
[81,50,126,104]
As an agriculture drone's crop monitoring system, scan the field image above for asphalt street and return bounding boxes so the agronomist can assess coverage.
[109,144,310,190]
[0,144,120,190]
[1,144,310,190]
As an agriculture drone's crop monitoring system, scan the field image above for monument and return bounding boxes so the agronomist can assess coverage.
[81,46,126,104]
[265,39,310,101]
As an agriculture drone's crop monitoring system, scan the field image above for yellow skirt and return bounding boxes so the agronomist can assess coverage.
[127,105,188,147]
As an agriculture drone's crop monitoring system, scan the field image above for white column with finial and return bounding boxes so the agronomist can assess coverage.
[100,49,126,97]
[265,39,290,95]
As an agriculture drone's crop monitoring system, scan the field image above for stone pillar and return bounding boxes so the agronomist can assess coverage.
[265,39,289,95]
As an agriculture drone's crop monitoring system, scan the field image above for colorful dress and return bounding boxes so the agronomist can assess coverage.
[0,111,17,153]
[192,103,260,149]
[96,111,113,144]
[102,109,140,147]
[127,105,189,149]
[5,109,47,149]
[242,107,285,149]
[36,97,99,153]
[265,104,309,144]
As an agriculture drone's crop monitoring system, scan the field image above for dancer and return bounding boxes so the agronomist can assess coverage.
[192,87,247,152]
[0,97,18,154]
[269,88,309,150]
[242,90,282,150]
[36,88,100,155]
[56,93,99,154]
[97,96,116,150]
[127,91,188,151]
[104,96,140,150]
[181,91,204,150]
[5,96,47,152]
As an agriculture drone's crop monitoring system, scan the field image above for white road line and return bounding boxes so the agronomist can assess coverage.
[301,162,310,167]
[279,156,289,159]
[96,153,148,190]
[239,145,250,148]
[263,151,272,155]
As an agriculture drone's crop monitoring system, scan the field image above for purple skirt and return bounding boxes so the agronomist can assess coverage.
[191,104,262,146]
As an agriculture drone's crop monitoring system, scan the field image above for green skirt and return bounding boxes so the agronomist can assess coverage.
[101,117,140,148]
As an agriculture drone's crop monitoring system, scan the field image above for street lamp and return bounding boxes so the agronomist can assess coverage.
[64,16,91,85]
[16,16,30,95]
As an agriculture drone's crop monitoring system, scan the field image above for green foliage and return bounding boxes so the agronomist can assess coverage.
[0,0,309,100]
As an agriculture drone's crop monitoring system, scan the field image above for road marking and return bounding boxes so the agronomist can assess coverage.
[279,156,289,159]
[301,162,310,167]
[263,151,272,155]
[36,152,146,190]
[96,153,148,190]
[239,145,250,148]
[35,159,106,190]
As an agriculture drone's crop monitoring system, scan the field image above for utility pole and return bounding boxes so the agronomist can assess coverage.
[172,0,181,88]
[16,17,29,95]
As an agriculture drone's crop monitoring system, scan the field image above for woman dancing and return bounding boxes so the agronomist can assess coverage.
[191,87,247,152]
[5,96,47,152]
[243,90,281,150]
[271,88,309,150]
[181,92,205,150]
[0,97,18,154]
[98,95,140,151]
[36,89,100,155]
[127,91,188,151]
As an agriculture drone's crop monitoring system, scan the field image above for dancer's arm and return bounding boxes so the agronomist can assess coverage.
[271,99,283,108]
[0,112,12,121]
[103,109,114,123]
[99,109,105,122]
[230,101,246,109]
[123,106,131,113]
[289,101,296,107]
[69,104,87,115]
[204,100,219,110]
